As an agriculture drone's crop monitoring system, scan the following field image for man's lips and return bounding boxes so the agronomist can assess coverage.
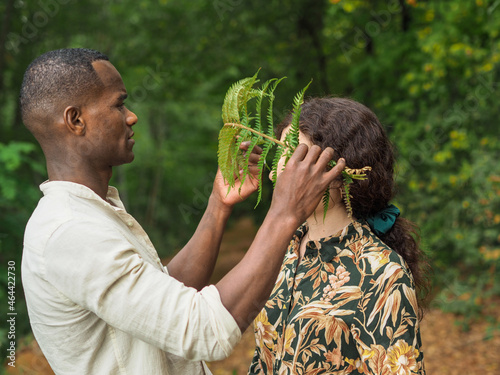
[128,132,135,146]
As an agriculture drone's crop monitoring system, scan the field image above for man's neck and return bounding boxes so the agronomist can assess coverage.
[47,160,112,201]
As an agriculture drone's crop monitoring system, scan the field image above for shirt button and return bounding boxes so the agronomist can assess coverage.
[127,221,134,227]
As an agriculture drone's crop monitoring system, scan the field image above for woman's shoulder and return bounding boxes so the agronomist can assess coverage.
[349,221,415,283]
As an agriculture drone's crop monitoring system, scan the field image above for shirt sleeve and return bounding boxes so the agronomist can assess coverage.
[43,220,241,361]
[351,261,424,374]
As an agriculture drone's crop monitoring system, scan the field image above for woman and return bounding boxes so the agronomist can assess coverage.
[248,97,429,375]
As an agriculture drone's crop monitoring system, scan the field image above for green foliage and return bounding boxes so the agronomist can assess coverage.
[0,141,43,355]
[217,72,371,217]
[218,71,289,205]
[0,142,36,200]
[284,80,311,152]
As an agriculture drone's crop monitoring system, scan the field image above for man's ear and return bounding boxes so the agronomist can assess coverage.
[63,106,85,135]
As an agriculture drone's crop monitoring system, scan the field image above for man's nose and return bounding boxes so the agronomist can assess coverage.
[127,109,138,126]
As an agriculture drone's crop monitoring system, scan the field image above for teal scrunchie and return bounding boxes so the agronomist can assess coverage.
[366,204,400,236]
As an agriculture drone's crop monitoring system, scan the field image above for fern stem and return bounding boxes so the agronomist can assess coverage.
[223,123,286,148]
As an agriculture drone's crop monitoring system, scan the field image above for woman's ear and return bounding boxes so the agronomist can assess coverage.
[328,179,345,205]
[329,178,343,190]
[63,106,85,136]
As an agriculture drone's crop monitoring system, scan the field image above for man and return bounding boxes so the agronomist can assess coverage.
[20,48,345,374]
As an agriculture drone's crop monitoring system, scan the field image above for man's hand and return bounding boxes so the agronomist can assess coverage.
[167,142,262,289]
[212,141,263,209]
[271,144,346,226]
[216,144,346,331]
[167,141,262,289]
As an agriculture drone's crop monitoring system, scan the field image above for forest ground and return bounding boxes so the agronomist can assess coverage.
[5,217,500,375]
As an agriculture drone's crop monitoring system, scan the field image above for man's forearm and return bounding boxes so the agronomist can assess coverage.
[166,194,232,290]
[215,146,345,332]
[216,210,300,332]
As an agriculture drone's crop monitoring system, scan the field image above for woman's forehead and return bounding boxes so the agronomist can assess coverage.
[280,125,312,146]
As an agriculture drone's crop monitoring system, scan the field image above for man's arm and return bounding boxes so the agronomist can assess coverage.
[39,144,343,361]
[166,142,261,290]
[217,144,345,331]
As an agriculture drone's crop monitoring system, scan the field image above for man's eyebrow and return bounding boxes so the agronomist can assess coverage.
[117,93,128,101]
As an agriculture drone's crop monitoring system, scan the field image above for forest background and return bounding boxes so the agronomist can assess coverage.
[0,0,499,369]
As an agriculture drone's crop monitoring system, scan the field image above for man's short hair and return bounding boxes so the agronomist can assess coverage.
[19,48,109,130]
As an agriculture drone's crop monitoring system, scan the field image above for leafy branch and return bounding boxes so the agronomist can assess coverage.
[217,71,371,218]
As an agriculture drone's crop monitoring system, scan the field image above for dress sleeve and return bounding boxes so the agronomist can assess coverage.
[351,261,425,374]
[44,221,241,362]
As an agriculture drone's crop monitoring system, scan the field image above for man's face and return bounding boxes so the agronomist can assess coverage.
[80,60,138,168]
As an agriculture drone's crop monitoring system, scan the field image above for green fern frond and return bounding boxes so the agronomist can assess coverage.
[218,71,371,220]
[322,189,330,221]
[271,145,286,189]
[254,140,274,207]
[239,136,261,193]
[217,124,241,188]
[266,77,286,137]
[221,123,285,147]
[285,80,312,151]
[239,108,250,128]
[230,131,249,176]
[240,85,260,121]
[219,72,263,186]
[222,77,256,124]
[255,81,272,134]
[342,174,354,218]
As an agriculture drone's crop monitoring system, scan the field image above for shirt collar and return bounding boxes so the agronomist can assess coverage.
[40,180,126,211]
[294,220,367,262]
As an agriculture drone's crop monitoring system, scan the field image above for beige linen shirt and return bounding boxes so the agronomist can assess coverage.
[22,181,241,374]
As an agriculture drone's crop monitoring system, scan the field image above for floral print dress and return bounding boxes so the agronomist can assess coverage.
[248,221,425,375]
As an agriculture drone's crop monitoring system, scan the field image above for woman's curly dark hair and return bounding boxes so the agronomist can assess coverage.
[277,97,431,318]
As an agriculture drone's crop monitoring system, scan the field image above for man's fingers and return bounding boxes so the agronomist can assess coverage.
[248,152,262,165]
[287,143,309,162]
[326,157,346,181]
[315,146,335,166]
[239,141,263,155]
[238,141,263,166]
[241,164,261,177]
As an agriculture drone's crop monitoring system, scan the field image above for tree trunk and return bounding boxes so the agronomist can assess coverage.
[399,0,411,32]
[297,0,329,94]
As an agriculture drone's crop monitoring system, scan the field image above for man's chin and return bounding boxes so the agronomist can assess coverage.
[113,154,135,167]
[126,154,135,164]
